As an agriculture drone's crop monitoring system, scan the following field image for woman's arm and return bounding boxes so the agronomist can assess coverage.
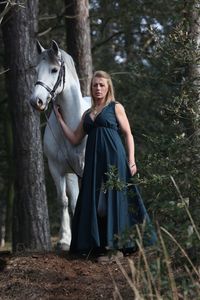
[54,105,86,145]
[115,103,137,176]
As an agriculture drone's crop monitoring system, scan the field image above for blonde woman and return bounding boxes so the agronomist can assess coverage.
[55,70,157,258]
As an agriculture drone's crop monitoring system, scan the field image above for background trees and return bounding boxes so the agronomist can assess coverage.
[0,0,199,254]
[65,0,93,95]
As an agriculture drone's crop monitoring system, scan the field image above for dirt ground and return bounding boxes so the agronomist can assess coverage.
[0,249,138,300]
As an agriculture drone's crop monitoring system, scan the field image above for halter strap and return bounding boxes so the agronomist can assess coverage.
[35,81,52,94]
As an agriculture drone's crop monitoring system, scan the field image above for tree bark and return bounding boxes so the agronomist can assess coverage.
[65,0,93,96]
[4,114,14,243]
[1,0,51,252]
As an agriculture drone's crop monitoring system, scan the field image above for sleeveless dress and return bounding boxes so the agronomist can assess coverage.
[70,101,157,254]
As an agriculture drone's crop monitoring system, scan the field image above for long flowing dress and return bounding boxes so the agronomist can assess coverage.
[70,101,157,254]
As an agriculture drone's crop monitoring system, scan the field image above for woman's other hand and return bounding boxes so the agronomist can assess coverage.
[129,163,137,176]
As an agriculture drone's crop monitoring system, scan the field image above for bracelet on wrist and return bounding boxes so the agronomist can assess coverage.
[129,162,136,167]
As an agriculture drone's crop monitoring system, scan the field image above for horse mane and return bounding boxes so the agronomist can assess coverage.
[60,50,81,87]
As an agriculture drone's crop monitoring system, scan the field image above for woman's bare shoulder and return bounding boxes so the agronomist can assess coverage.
[114,101,125,111]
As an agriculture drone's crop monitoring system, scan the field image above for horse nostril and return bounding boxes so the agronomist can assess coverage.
[37,98,43,107]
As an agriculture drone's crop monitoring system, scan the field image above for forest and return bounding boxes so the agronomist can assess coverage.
[0,0,200,299]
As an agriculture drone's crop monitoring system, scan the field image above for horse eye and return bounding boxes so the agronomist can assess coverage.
[51,68,58,73]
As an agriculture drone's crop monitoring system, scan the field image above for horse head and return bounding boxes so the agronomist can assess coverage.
[30,40,65,111]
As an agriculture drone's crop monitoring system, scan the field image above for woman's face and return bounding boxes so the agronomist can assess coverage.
[91,77,109,102]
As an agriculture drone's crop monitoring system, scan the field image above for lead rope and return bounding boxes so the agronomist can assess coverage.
[43,102,83,179]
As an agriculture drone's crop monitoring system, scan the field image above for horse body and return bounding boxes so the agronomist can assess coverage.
[30,41,91,250]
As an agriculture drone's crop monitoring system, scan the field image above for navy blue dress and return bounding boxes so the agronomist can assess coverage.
[70,101,157,254]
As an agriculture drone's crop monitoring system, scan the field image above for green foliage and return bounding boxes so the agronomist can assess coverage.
[102,165,127,192]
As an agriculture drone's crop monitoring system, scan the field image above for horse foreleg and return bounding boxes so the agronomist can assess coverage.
[57,173,79,250]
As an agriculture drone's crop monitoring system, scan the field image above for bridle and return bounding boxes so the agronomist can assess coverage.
[35,57,65,103]
[34,55,82,179]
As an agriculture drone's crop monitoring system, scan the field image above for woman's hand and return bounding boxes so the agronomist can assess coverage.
[129,163,137,176]
[54,104,63,122]
[53,104,86,145]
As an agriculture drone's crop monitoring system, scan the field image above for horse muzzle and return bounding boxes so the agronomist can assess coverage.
[30,95,51,112]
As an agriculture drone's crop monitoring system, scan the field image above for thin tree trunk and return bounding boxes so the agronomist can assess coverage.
[65,0,93,96]
[0,195,6,247]
[1,0,51,252]
[4,114,14,243]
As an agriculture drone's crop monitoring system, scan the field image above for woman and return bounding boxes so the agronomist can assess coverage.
[55,70,157,257]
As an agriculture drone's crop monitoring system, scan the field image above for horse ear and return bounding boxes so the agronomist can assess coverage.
[51,40,59,56]
[36,40,45,54]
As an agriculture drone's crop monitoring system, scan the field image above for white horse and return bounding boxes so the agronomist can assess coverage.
[30,40,91,250]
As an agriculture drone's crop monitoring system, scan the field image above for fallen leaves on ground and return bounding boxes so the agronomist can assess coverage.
[0,251,137,300]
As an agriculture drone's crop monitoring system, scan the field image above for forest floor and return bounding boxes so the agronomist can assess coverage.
[0,244,141,300]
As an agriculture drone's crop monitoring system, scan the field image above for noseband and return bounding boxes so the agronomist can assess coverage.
[35,58,65,102]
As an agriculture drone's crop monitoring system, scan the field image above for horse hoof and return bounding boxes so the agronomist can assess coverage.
[55,242,70,252]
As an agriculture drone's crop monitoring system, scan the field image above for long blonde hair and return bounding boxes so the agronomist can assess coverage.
[90,70,115,108]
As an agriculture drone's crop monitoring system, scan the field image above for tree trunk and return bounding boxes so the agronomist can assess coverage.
[4,113,14,243]
[0,195,6,247]
[1,0,51,252]
[65,0,93,96]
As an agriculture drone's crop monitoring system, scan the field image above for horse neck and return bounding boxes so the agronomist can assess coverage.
[59,85,83,130]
